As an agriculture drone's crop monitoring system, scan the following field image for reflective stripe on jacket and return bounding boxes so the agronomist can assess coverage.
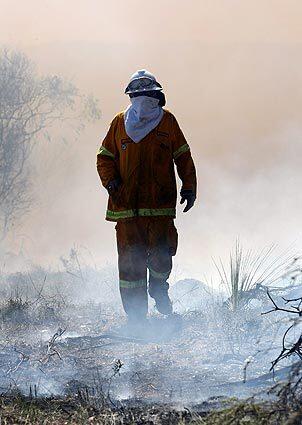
[96,109,197,221]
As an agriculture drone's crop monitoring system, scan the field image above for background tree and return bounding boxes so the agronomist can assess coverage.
[0,49,100,240]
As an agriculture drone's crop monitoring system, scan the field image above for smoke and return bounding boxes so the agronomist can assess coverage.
[0,2,302,280]
[2,1,302,46]
[0,40,296,278]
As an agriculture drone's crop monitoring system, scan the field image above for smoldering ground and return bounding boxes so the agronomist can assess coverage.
[0,247,301,407]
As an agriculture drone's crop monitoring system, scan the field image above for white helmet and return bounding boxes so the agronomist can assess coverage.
[124,69,163,94]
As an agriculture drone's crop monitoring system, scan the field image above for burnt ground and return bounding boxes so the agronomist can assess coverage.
[0,300,291,404]
[0,265,301,424]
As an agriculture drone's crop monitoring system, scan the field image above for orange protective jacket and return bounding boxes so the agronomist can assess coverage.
[96,109,196,221]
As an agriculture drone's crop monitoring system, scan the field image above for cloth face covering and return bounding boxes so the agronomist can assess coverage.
[124,96,164,143]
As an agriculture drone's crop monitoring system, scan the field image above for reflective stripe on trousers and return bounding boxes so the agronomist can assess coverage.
[119,278,147,289]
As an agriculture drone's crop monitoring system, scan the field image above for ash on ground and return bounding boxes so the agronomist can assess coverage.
[0,268,299,406]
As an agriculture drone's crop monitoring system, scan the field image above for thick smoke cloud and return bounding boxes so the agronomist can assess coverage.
[1,1,302,278]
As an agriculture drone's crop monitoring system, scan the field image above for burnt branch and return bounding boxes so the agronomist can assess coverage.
[262,291,302,317]
[39,327,66,365]
[263,291,302,371]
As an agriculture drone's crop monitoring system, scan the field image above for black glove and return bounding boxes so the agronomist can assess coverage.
[106,178,121,195]
[180,189,196,213]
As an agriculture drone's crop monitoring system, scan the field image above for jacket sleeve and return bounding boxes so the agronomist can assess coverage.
[171,114,197,194]
[96,116,120,189]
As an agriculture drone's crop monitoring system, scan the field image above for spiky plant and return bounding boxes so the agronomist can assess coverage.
[214,240,297,311]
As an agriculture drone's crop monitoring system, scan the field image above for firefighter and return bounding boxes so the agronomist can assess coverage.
[97,69,197,324]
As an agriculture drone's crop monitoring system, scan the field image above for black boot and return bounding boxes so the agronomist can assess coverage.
[148,278,173,315]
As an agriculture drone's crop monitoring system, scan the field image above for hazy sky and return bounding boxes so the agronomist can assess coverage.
[2,1,302,279]
[2,0,302,45]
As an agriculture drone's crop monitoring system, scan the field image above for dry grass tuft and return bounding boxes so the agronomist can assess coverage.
[213,240,297,311]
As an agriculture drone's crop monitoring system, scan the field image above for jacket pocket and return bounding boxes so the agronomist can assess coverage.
[152,139,176,204]
[153,139,173,183]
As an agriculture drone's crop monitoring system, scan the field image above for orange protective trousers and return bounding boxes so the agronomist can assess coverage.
[116,217,178,318]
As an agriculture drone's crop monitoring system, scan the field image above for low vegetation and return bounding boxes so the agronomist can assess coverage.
[0,394,301,424]
[0,244,301,424]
